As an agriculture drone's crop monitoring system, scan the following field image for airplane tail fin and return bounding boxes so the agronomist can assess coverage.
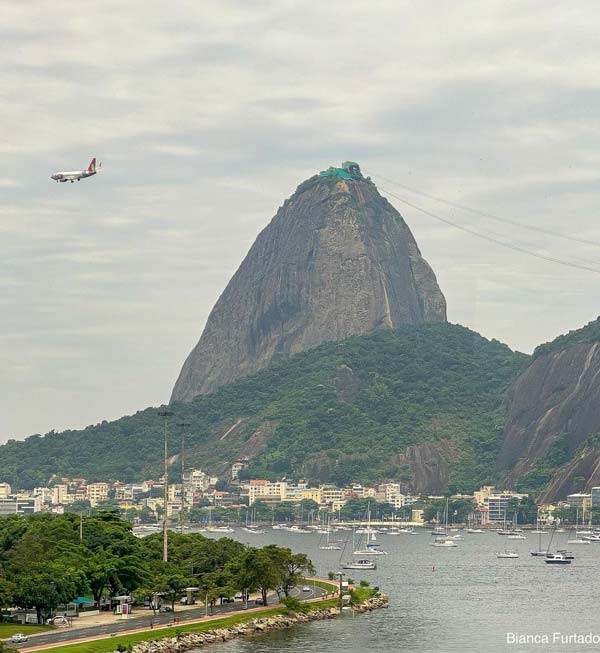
[87,158,96,173]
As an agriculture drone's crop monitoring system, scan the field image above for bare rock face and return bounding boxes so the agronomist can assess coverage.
[171,165,447,402]
[498,339,600,499]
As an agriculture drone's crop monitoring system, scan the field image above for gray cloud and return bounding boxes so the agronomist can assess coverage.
[2,1,600,441]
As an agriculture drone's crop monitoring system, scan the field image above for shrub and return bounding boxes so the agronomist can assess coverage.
[281,596,309,614]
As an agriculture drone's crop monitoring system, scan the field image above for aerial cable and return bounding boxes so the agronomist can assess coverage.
[367,169,600,249]
[378,185,600,276]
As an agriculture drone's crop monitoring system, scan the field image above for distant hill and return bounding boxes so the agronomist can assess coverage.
[0,323,526,494]
[498,316,600,500]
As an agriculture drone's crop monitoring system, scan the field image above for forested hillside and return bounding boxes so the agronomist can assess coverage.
[0,324,527,493]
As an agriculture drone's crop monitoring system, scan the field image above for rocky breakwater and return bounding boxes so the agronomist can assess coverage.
[121,595,389,653]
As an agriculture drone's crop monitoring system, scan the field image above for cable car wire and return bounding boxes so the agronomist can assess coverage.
[367,170,600,249]
[378,185,600,275]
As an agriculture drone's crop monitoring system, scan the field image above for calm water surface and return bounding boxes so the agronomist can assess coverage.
[192,528,600,652]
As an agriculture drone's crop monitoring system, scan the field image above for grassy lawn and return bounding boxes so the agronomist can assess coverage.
[34,599,339,653]
[0,623,53,637]
[302,578,339,594]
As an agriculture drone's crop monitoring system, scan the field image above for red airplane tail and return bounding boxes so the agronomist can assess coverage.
[87,158,96,173]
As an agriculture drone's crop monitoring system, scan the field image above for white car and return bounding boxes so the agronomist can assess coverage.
[302,586,311,592]
[234,592,244,599]
[11,633,29,643]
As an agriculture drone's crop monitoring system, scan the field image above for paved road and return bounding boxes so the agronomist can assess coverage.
[13,585,325,650]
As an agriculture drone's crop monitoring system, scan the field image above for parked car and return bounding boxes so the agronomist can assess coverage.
[302,586,312,592]
[234,592,244,599]
[254,598,264,605]
[159,606,173,612]
[221,597,234,604]
[11,633,28,643]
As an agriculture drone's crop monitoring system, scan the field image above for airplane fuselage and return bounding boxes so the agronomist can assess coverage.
[51,158,99,183]
[51,170,96,183]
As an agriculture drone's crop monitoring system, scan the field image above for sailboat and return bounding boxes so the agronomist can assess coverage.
[530,510,548,556]
[567,508,591,544]
[497,537,519,559]
[507,511,526,539]
[242,508,265,534]
[353,505,388,555]
[319,516,341,550]
[543,525,574,564]
[531,509,548,535]
[430,499,458,547]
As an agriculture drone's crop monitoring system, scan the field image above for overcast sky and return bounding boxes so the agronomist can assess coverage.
[2,1,600,442]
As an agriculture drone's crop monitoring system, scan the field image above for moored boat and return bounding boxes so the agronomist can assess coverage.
[545,553,571,565]
[341,559,377,570]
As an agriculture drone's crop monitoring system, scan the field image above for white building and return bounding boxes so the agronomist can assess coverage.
[0,483,12,499]
[487,492,528,522]
[183,469,211,492]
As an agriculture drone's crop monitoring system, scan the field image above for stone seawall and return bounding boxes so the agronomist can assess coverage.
[123,595,388,653]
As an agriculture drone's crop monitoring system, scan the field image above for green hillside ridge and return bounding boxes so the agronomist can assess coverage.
[533,316,600,359]
[0,324,528,493]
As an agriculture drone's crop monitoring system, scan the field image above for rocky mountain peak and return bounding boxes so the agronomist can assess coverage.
[171,163,447,402]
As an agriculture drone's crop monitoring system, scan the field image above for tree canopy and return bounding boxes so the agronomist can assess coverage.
[0,512,312,623]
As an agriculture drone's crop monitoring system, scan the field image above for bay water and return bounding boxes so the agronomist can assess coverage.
[195,528,600,652]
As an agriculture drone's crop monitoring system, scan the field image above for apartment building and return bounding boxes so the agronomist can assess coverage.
[86,482,109,507]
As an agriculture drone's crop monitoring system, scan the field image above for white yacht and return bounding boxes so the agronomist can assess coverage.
[342,559,377,570]
[430,537,458,548]
[545,552,571,565]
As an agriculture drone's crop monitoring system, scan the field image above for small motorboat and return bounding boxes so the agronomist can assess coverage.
[341,559,377,570]
[430,537,458,548]
[497,551,519,559]
[545,553,571,564]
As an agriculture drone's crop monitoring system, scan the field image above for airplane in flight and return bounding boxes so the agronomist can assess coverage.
[51,158,101,183]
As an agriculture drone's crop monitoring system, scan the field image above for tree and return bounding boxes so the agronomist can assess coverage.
[196,569,235,615]
[227,547,281,606]
[12,564,87,624]
[0,576,14,610]
[264,546,314,597]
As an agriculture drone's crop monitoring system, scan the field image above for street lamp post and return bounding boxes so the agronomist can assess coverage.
[177,422,191,534]
[158,409,174,562]
[336,572,344,613]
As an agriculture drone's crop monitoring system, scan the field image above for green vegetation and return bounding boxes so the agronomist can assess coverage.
[0,324,527,493]
[348,586,376,606]
[533,316,600,359]
[0,623,52,637]
[33,599,340,653]
[0,512,313,624]
[421,497,475,524]
[515,434,572,493]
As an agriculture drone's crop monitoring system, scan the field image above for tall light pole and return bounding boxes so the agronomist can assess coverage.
[337,572,344,613]
[177,422,191,534]
[158,409,174,562]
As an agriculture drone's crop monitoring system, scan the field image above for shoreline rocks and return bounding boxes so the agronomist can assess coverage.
[122,595,388,653]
